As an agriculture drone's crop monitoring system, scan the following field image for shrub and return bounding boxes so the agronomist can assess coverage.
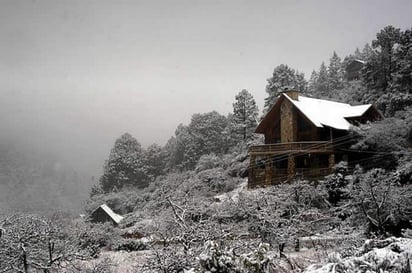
[197,168,239,193]
[198,241,278,273]
[195,153,224,173]
[77,223,116,256]
[110,238,148,252]
[324,173,349,206]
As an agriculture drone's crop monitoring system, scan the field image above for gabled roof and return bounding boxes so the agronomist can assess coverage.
[98,204,124,224]
[351,59,365,64]
[256,93,381,132]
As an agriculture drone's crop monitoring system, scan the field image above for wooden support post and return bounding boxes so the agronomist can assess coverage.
[248,154,256,188]
[287,155,295,182]
[329,153,335,170]
[264,155,272,187]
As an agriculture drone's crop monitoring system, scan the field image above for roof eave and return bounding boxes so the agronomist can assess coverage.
[255,95,285,133]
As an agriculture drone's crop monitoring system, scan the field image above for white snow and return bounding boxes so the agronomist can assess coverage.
[353,59,366,64]
[284,94,373,130]
[303,237,412,273]
[100,203,124,224]
[213,180,248,203]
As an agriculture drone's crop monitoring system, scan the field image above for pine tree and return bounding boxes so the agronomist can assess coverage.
[170,124,193,170]
[392,28,412,93]
[166,112,229,170]
[99,133,148,192]
[307,70,318,95]
[232,89,259,142]
[353,48,362,59]
[189,111,228,157]
[264,64,306,113]
[328,51,344,90]
[316,62,329,97]
[295,71,308,94]
[143,143,167,180]
[363,26,402,91]
[361,43,374,60]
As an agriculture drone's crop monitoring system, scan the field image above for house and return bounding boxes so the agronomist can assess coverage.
[248,89,382,188]
[89,204,124,226]
[345,59,365,81]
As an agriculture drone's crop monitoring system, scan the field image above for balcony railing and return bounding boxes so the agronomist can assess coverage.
[249,141,333,154]
[249,167,333,187]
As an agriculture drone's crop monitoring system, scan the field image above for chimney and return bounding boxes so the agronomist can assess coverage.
[280,87,300,100]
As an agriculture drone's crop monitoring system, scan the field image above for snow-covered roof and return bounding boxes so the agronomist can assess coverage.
[99,204,124,224]
[283,94,373,130]
[352,59,365,64]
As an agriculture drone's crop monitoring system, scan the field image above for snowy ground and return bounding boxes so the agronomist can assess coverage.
[213,180,248,202]
[70,237,412,272]
[71,250,152,273]
[304,237,412,273]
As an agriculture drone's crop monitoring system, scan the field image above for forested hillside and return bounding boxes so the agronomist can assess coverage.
[1,25,412,273]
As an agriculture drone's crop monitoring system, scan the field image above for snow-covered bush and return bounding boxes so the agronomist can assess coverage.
[304,237,412,273]
[223,153,249,178]
[198,241,241,273]
[197,168,238,193]
[198,241,275,273]
[110,238,148,252]
[195,153,224,173]
[77,222,117,256]
[324,173,349,206]
[395,159,412,185]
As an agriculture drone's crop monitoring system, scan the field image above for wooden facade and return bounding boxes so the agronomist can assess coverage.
[248,90,382,188]
[345,59,365,81]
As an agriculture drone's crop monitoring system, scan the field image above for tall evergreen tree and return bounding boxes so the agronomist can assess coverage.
[295,71,308,93]
[166,112,229,170]
[143,143,167,180]
[189,111,228,157]
[232,89,259,142]
[328,51,344,90]
[164,125,190,170]
[315,62,329,97]
[363,25,402,91]
[361,43,374,60]
[99,133,148,192]
[353,48,362,59]
[307,70,319,95]
[392,28,412,93]
[264,64,307,113]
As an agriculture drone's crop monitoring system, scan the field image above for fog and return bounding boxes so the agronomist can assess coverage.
[0,0,411,212]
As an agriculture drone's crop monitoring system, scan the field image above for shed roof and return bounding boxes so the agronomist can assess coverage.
[98,204,124,224]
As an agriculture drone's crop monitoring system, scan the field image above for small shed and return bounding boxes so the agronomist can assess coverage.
[345,59,365,81]
[89,204,124,226]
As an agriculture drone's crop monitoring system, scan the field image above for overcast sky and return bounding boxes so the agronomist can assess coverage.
[0,0,411,177]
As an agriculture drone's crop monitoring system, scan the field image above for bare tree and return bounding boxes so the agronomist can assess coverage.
[0,213,87,273]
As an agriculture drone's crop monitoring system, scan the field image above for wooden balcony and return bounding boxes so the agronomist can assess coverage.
[249,141,333,155]
[248,167,334,188]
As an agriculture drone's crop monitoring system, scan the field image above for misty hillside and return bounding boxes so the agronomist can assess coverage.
[0,141,92,214]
